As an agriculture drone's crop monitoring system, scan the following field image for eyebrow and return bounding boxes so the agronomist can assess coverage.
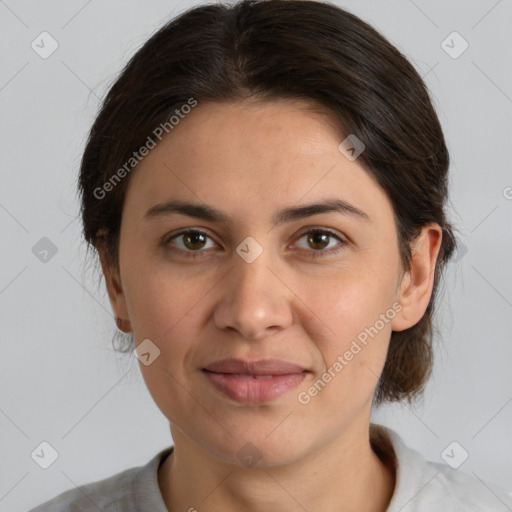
[143,198,370,225]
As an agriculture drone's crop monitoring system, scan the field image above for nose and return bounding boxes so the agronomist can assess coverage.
[213,243,293,340]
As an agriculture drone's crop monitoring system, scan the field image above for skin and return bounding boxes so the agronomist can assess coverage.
[99,99,442,512]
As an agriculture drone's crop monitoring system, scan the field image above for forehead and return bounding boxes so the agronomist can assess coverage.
[122,99,393,228]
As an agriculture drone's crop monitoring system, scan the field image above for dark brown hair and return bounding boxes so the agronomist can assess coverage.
[79,0,457,404]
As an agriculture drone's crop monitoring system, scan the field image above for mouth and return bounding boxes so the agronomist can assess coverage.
[202,358,309,404]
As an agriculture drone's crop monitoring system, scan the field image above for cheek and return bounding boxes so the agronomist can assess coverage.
[125,266,210,424]
[297,264,396,401]
[122,251,206,342]
[305,261,397,344]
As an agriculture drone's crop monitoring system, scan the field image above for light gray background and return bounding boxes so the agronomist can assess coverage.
[1,1,511,510]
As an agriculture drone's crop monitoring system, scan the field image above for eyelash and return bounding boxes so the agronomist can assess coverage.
[163,228,347,259]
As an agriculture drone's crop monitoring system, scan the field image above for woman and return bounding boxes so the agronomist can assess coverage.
[29,0,511,510]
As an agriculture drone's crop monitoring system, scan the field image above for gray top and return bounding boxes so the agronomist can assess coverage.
[27,424,512,511]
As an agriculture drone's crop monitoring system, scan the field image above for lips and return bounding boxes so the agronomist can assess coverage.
[203,358,307,376]
[202,358,308,404]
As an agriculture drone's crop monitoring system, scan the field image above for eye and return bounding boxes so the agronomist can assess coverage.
[293,228,346,258]
[164,229,217,255]
[163,227,346,258]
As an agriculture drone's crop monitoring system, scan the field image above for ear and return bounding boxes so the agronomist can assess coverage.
[97,239,132,333]
[391,223,443,332]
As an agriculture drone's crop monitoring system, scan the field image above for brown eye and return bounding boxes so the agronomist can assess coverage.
[294,228,346,257]
[165,230,216,253]
[306,231,330,250]
[182,231,208,250]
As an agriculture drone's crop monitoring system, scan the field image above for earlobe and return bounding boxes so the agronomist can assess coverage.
[115,316,131,333]
[391,223,442,332]
[97,241,132,333]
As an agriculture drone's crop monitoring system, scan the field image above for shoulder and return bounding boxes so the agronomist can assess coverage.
[415,459,512,511]
[371,424,512,512]
[26,466,140,512]
[26,447,173,512]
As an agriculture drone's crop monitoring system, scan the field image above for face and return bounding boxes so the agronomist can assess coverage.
[101,99,433,466]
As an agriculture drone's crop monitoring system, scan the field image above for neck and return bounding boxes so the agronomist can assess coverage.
[158,423,396,512]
